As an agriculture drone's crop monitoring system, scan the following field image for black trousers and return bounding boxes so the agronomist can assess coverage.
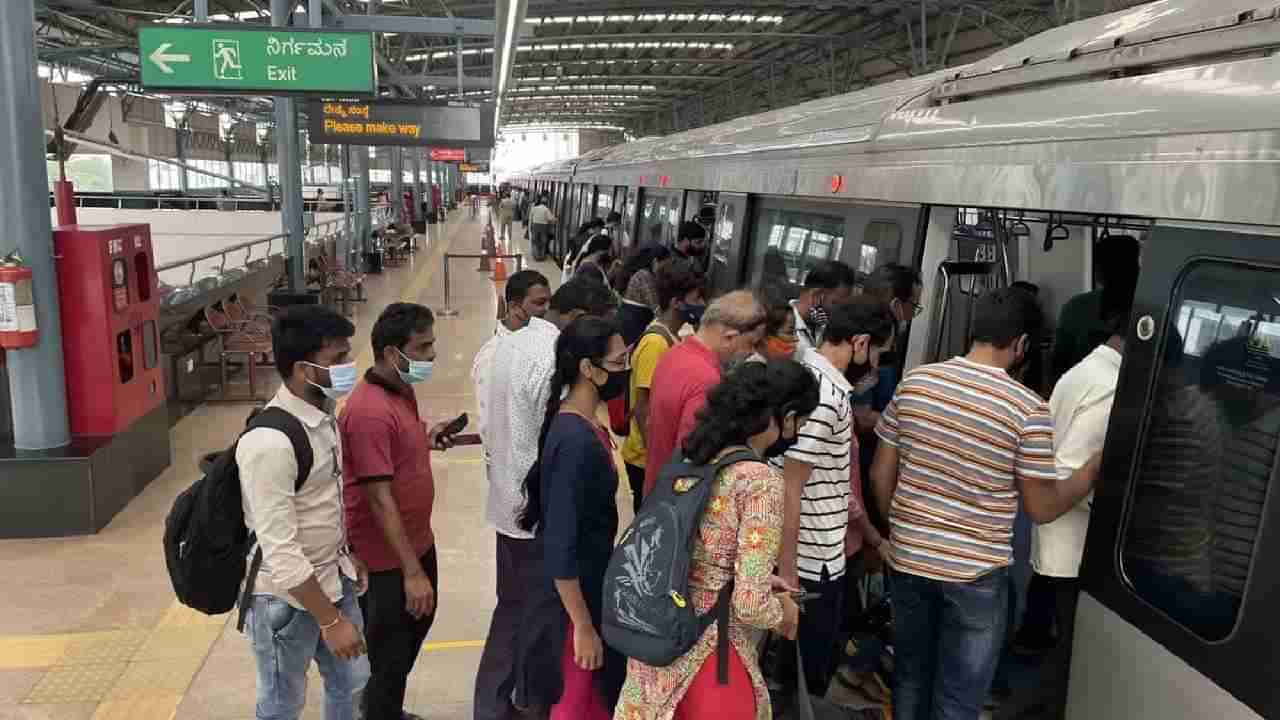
[360,546,439,720]
[625,462,645,516]
[474,534,542,720]
[997,576,1080,720]
[778,565,846,698]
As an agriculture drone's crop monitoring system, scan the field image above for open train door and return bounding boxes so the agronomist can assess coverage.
[1072,222,1280,720]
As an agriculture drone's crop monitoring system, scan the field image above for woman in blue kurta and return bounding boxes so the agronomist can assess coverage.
[515,315,630,718]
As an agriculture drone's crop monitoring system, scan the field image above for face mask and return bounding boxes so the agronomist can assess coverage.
[305,360,357,400]
[765,336,798,358]
[764,417,798,458]
[808,304,829,330]
[681,302,706,328]
[595,366,628,402]
[397,348,434,385]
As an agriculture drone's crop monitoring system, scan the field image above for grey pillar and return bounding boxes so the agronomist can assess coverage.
[390,147,404,225]
[272,0,306,290]
[175,128,190,194]
[356,147,371,253]
[339,144,351,266]
[411,151,423,222]
[1,0,69,450]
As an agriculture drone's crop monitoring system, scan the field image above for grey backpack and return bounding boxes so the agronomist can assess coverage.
[601,448,757,684]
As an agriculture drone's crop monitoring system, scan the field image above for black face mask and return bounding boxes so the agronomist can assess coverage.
[764,416,798,458]
[595,367,628,402]
[846,359,873,385]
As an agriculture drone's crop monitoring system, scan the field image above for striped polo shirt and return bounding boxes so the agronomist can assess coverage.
[770,347,853,582]
[876,356,1056,582]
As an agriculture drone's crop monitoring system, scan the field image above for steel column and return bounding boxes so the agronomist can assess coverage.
[271,0,306,290]
[356,147,371,253]
[1,0,70,450]
[339,144,351,265]
[391,147,404,224]
[411,151,423,222]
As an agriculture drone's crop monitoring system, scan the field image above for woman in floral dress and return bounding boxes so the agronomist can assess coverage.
[615,359,821,720]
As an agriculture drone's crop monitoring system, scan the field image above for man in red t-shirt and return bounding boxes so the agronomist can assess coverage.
[340,303,457,720]
[643,289,766,495]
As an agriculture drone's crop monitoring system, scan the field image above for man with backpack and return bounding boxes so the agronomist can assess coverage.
[621,263,706,514]
[236,305,369,720]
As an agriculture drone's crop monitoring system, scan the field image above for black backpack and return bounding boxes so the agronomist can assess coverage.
[163,407,313,631]
[601,448,757,684]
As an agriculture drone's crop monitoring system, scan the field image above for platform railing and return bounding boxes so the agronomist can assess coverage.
[157,218,350,295]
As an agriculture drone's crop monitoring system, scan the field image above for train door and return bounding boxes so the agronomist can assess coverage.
[620,186,640,251]
[1071,223,1280,720]
[705,192,751,297]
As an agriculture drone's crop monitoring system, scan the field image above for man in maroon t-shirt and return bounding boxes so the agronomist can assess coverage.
[643,289,766,495]
[340,303,457,720]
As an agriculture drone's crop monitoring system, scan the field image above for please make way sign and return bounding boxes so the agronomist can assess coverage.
[138,25,376,95]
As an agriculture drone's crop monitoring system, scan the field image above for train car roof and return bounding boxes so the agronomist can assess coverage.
[537,0,1280,174]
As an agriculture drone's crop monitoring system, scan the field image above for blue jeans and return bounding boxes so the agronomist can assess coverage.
[246,576,371,720]
[891,568,1009,720]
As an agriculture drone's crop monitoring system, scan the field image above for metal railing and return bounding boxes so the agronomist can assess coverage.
[438,252,525,317]
[155,205,402,299]
[55,192,380,214]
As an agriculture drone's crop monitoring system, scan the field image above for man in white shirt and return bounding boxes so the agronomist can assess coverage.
[473,277,616,720]
[471,270,552,449]
[1004,280,1132,720]
[526,196,556,262]
[238,305,369,720]
[773,298,896,697]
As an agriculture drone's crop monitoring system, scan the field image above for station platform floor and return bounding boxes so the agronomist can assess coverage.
[0,209,571,720]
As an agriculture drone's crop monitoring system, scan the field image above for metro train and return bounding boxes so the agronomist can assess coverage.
[513,1,1280,718]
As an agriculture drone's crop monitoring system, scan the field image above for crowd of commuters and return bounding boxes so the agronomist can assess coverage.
[233,199,1146,720]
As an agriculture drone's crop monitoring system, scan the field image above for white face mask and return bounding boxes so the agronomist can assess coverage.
[304,360,358,400]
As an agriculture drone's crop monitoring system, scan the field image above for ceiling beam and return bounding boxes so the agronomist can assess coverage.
[307,13,500,36]
[522,31,834,43]
[514,74,719,82]
[421,74,494,89]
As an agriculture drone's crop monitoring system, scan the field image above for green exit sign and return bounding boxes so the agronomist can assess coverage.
[138,25,376,95]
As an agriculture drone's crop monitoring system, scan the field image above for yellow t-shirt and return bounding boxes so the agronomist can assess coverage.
[620,326,675,467]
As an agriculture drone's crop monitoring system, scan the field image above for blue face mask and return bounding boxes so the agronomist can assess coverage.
[397,348,434,385]
[305,361,358,400]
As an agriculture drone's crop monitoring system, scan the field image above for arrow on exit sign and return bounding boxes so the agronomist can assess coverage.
[148,43,191,74]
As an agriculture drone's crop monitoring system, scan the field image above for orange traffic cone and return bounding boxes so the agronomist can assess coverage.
[492,253,507,282]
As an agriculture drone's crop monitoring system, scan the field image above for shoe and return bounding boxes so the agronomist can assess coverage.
[402,713,427,720]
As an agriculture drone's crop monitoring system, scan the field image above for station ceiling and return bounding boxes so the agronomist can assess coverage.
[35,0,1153,137]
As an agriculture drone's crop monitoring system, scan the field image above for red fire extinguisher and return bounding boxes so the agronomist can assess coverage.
[0,253,38,349]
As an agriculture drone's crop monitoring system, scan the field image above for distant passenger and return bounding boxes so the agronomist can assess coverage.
[527,197,556,262]
[672,220,708,272]
[514,316,630,717]
[762,247,789,285]
[615,360,815,720]
[339,304,457,720]
[564,219,606,283]
[871,287,1101,720]
[572,234,615,289]
[1050,235,1140,385]
[792,260,857,357]
[772,299,896,698]
[642,290,765,498]
[621,263,707,514]
[752,281,800,362]
[497,192,516,242]
[238,305,368,720]
[474,278,617,720]
[1000,273,1135,720]
[620,244,673,314]
[605,210,625,260]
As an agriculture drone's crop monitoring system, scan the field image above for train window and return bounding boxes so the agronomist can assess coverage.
[1120,261,1280,642]
[749,207,845,285]
[621,187,638,249]
[863,220,903,272]
[596,187,614,217]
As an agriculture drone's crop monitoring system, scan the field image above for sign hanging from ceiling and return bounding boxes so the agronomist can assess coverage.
[429,148,466,162]
[459,162,490,173]
[138,25,376,95]
[307,100,495,147]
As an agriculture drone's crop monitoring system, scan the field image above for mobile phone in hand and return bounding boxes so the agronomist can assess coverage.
[449,433,482,446]
[440,412,468,437]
